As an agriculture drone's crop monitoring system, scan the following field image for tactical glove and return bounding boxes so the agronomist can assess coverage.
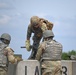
[16,57,23,62]
[25,40,31,51]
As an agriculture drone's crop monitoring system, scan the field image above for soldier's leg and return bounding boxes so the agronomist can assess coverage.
[51,61,62,75]
[0,68,7,75]
[42,68,52,75]
[41,61,62,75]
[55,70,62,75]
[28,36,41,59]
[28,40,39,59]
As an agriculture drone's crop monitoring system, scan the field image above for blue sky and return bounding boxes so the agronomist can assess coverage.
[0,0,76,59]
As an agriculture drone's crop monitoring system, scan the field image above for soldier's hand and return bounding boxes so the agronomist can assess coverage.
[25,40,31,51]
[16,57,23,62]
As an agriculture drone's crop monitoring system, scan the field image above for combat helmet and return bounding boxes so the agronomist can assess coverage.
[43,30,54,38]
[30,16,40,26]
[0,33,11,44]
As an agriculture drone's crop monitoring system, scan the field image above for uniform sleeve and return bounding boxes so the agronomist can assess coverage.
[35,42,46,61]
[27,24,32,40]
[40,18,53,32]
[5,47,17,64]
[47,21,53,30]
[41,23,47,32]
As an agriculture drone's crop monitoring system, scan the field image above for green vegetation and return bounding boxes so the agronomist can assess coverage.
[62,50,76,60]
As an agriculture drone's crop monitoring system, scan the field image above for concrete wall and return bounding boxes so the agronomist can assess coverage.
[8,60,76,75]
[62,60,72,75]
[62,60,76,75]
[16,60,41,75]
[8,63,17,75]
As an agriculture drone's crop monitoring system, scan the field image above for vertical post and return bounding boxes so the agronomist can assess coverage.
[25,66,27,75]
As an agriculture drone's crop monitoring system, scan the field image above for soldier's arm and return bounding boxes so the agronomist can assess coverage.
[47,21,53,30]
[27,24,32,40]
[6,47,17,64]
[41,18,53,30]
[41,23,47,32]
[35,45,43,61]
[40,18,54,31]
[35,42,46,61]
[25,24,32,51]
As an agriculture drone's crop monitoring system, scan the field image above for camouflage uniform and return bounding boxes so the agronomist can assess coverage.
[26,16,53,59]
[0,33,18,75]
[35,30,62,75]
[27,24,43,59]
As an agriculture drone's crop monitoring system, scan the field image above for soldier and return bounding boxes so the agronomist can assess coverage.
[35,30,63,75]
[25,16,53,59]
[0,33,21,75]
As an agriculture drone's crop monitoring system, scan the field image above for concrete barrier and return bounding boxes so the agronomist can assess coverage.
[8,60,76,75]
[16,60,41,75]
[8,63,17,75]
[62,60,76,75]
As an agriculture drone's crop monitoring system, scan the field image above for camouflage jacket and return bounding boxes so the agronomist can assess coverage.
[5,47,17,64]
[27,24,43,40]
[35,40,62,61]
[27,19,53,40]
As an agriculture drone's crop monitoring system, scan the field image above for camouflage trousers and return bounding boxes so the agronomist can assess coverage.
[28,36,42,59]
[41,60,62,75]
[0,67,7,75]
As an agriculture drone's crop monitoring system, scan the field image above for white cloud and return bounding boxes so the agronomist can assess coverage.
[36,13,47,18]
[54,21,60,26]
[0,2,9,9]
[0,15,11,25]
[53,17,76,37]
[0,2,14,9]
[16,13,21,16]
